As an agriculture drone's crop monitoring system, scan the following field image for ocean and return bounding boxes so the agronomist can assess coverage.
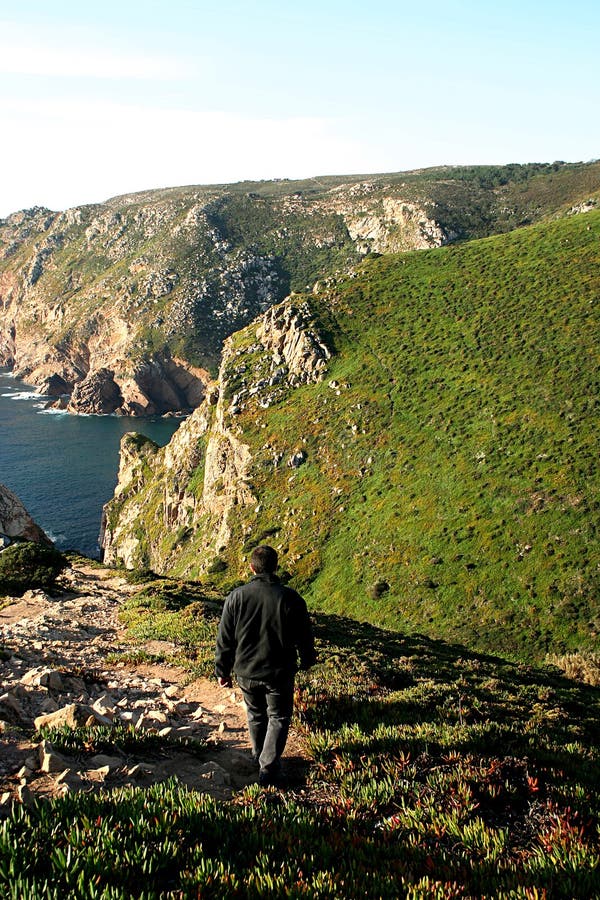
[0,370,181,557]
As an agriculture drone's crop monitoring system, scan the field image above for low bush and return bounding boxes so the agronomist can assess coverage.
[0,541,68,595]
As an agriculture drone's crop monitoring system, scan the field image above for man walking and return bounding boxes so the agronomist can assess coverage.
[215,545,316,786]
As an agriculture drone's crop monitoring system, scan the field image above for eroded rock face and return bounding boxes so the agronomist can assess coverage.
[0,176,459,417]
[36,373,72,397]
[255,301,330,385]
[0,484,52,546]
[68,368,123,415]
[101,295,329,573]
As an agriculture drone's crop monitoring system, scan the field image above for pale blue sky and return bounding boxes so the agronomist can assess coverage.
[0,0,598,216]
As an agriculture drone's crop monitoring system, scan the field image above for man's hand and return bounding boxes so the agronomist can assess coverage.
[218,676,233,688]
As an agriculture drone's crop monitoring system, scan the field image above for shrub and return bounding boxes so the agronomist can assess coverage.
[0,541,68,595]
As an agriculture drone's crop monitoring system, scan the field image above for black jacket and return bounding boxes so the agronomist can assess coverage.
[215,573,317,680]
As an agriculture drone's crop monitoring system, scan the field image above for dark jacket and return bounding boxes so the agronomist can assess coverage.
[215,573,316,681]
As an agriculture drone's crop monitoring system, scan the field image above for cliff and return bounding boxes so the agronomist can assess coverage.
[0,483,52,546]
[2,162,599,415]
[101,295,329,571]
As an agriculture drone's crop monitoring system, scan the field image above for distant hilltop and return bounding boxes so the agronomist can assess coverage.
[1,161,599,416]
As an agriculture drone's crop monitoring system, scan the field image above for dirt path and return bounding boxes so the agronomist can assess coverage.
[0,561,309,807]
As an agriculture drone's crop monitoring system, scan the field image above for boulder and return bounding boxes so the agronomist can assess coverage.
[39,739,72,774]
[68,368,123,415]
[36,373,72,397]
[34,703,112,731]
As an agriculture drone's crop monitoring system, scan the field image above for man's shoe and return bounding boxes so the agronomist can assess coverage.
[258,769,287,788]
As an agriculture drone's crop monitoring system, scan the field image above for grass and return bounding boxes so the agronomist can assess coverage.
[103,209,599,663]
[171,208,598,665]
[3,584,600,897]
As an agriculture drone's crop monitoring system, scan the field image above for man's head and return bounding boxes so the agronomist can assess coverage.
[250,545,278,574]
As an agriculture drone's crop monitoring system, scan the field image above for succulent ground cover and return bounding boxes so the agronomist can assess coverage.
[2,578,599,897]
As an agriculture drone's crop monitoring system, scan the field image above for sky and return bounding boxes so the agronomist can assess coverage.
[0,0,598,217]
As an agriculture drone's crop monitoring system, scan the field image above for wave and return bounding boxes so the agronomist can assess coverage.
[1,390,44,401]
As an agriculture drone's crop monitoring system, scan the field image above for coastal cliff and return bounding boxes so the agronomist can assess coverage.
[101,296,329,572]
[2,162,597,415]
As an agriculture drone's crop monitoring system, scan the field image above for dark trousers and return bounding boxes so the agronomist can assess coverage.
[236,675,295,774]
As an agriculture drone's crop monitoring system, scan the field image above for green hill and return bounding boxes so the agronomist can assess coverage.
[103,209,599,663]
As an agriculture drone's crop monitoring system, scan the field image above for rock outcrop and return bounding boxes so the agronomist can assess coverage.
[0,484,52,547]
[101,296,330,573]
[0,176,460,418]
[68,367,123,415]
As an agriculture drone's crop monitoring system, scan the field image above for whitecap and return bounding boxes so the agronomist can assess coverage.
[5,391,41,401]
[37,407,69,416]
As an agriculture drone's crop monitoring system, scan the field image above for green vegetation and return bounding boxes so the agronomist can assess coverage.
[3,594,600,897]
[2,162,599,377]
[202,209,599,663]
[116,579,223,676]
[0,542,68,595]
[36,723,206,759]
[103,208,599,664]
[3,166,600,898]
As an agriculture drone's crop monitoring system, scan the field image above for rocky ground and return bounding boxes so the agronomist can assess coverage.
[0,561,309,809]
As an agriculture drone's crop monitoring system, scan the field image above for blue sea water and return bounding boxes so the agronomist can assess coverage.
[0,370,181,557]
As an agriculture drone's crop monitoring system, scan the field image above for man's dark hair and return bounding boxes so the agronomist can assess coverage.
[250,545,278,574]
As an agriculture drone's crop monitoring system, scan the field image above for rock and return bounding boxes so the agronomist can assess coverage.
[172,725,196,737]
[0,692,26,723]
[36,373,72,397]
[39,740,72,774]
[196,762,231,786]
[55,769,85,792]
[128,763,155,779]
[16,784,33,806]
[88,754,123,771]
[288,450,307,469]
[0,483,53,545]
[68,368,123,415]
[38,669,66,691]
[255,301,330,384]
[34,703,112,731]
[145,710,169,725]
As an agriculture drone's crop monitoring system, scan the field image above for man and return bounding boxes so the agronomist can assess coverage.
[215,545,317,786]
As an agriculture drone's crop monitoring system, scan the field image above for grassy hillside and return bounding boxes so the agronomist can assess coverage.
[181,209,599,663]
[2,161,599,382]
[3,578,600,897]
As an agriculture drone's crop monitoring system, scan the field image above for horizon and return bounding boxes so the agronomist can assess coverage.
[1,0,599,219]
[4,157,599,220]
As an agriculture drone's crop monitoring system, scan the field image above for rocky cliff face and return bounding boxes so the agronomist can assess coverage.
[3,163,599,416]
[0,178,456,416]
[100,296,329,572]
[0,484,52,546]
